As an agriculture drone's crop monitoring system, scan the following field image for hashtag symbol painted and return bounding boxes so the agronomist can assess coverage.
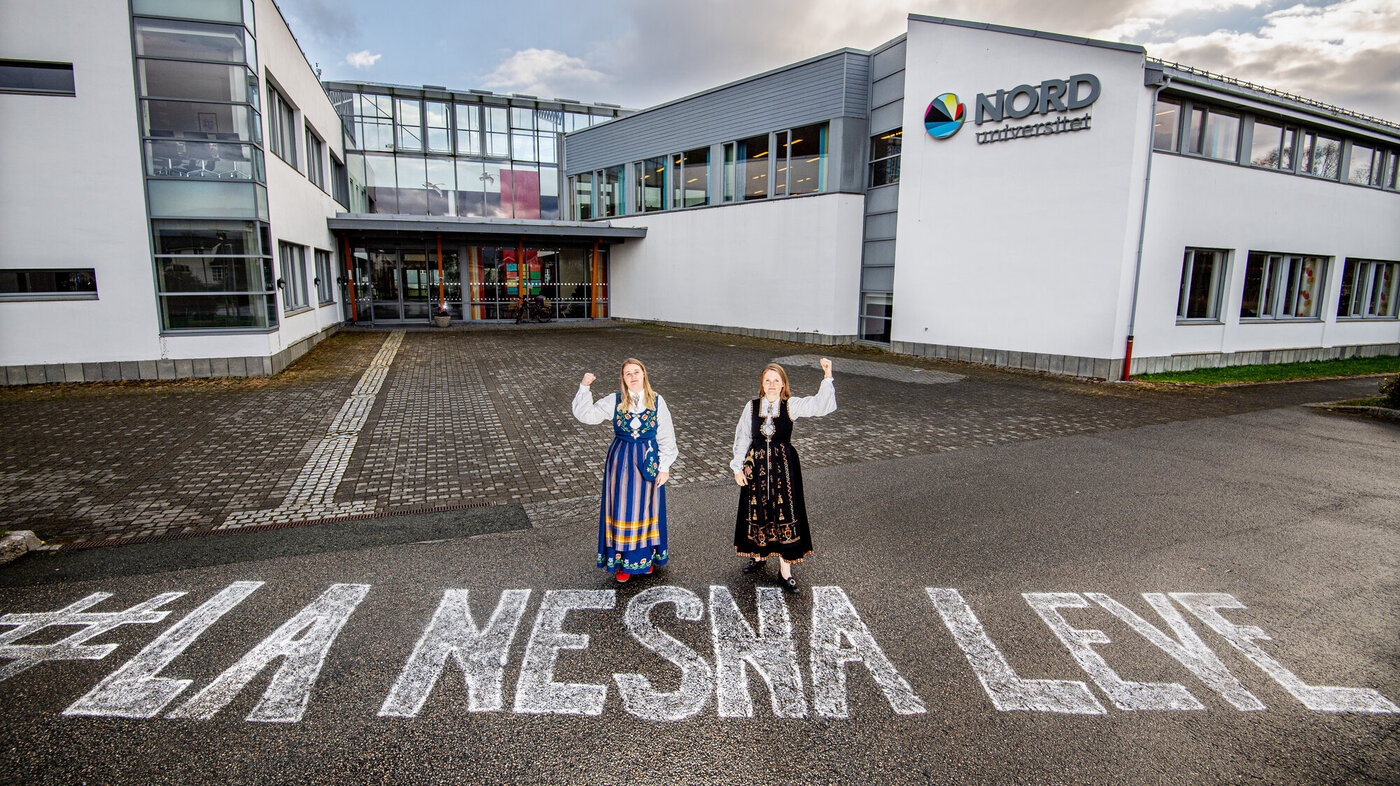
[0,591,185,680]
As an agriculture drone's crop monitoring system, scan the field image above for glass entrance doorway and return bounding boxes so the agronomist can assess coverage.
[368,249,430,322]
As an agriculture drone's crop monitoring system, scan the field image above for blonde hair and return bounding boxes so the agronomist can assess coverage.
[618,357,658,410]
[758,363,791,401]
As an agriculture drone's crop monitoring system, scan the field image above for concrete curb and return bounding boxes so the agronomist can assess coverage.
[1303,402,1400,424]
[0,530,43,565]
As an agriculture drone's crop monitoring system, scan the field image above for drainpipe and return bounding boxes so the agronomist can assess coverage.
[1124,67,1170,380]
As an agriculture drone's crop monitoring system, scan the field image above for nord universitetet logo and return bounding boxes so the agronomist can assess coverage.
[925,93,965,139]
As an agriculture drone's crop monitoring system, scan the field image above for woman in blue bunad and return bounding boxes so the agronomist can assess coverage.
[732,358,836,594]
[572,358,677,582]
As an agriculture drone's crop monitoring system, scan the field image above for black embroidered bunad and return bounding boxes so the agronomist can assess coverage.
[733,398,813,562]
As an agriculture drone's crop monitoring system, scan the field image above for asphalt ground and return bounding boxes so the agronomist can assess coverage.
[0,404,1396,785]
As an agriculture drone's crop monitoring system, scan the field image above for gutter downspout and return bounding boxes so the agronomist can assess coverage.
[1123,67,1171,381]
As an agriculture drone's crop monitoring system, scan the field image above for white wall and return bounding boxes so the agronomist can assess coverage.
[1134,153,1400,358]
[891,19,1153,359]
[0,0,159,366]
[610,194,864,338]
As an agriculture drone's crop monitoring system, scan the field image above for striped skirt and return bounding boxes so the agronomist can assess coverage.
[597,436,668,575]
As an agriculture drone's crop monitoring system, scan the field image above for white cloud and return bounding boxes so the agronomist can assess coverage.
[481,49,607,99]
[345,50,382,70]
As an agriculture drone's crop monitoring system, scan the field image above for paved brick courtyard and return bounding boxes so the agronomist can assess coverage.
[0,324,1380,545]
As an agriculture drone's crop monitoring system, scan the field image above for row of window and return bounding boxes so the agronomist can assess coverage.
[1177,249,1397,322]
[352,153,561,219]
[266,82,339,196]
[335,91,616,162]
[569,123,828,219]
[1155,96,1399,190]
[277,243,336,312]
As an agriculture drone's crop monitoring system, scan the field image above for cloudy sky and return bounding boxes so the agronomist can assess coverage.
[277,0,1400,120]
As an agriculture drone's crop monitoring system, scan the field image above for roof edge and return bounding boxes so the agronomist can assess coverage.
[907,14,1146,56]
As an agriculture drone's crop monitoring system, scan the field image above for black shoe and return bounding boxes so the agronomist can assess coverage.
[780,576,800,594]
[742,558,766,574]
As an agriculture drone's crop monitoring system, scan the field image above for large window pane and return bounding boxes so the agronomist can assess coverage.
[1348,144,1375,185]
[787,123,825,196]
[870,129,902,188]
[152,219,262,255]
[1305,133,1341,179]
[1188,108,1239,161]
[454,103,481,155]
[135,18,245,64]
[0,60,75,95]
[639,156,666,211]
[161,294,271,329]
[139,59,251,102]
[146,139,260,180]
[599,166,623,217]
[425,157,455,216]
[1242,252,1326,319]
[539,165,559,220]
[502,164,540,219]
[143,100,258,143]
[157,256,265,292]
[455,159,487,217]
[1153,99,1179,151]
[572,172,593,220]
[672,147,709,207]
[1177,248,1225,321]
[148,179,260,218]
[1249,120,1286,168]
[364,153,398,213]
[0,269,97,297]
[396,98,422,151]
[511,130,537,161]
[537,133,557,164]
[134,0,241,24]
[425,101,450,153]
[737,134,769,200]
[395,154,428,215]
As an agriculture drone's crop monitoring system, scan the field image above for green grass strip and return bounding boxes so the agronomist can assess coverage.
[1136,355,1399,384]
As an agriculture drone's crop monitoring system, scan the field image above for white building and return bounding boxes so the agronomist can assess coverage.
[568,15,1400,378]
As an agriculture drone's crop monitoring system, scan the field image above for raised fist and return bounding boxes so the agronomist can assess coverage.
[819,358,832,375]
[581,373,596,386]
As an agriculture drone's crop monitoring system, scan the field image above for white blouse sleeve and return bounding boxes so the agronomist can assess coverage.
[787,377,837,419]
[729,401,754,473]
[571,386,616,425]
[655,395,678,474]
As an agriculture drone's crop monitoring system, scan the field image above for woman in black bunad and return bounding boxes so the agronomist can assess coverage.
[731,358,835,594]
[572,358,677,582]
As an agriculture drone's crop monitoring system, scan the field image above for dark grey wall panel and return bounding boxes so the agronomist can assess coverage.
[866,183,899,213]
[566,51,871,174]
[871,39,906,81]
[871,101,903,133]
[872,72,905,109]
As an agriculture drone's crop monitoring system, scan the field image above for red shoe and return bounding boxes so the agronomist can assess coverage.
[645,565,654,574]
[615,570,630,582]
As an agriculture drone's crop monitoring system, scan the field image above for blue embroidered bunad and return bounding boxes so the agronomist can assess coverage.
[597,400,668,575]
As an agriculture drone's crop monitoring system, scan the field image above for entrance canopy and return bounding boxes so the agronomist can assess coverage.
[328,214,645,324]
[327,214,647,243]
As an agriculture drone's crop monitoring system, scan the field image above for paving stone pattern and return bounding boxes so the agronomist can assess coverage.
[0,324,1379,544]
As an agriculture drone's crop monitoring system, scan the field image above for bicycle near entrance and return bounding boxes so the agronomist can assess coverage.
[508,293,553,323]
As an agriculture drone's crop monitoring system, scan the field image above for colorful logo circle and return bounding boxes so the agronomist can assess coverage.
[925,93,966,139]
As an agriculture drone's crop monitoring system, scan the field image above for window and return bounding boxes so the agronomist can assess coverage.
[1240,252,1327,320]
[778,123,826,196]
[1337,259,1398,319]
[572,172,593,220]
[1249,120,1295,170]
[0,269,97,299]
[331,154,349,206]
[454,103,481,155]
[869,129,902,186]
[152,219,276,330]
[267,84,297,167]
[1302,132,1341,179]
[395,98,422,152]
[354,93,394,151]
[637,156,666,212]
[305,126,325,189]
[599,166,623,217]
[860,293,892,343]
[1186,106,1239,161]
[279,242,309,311]
[1152,98,1179,151]
[134,18,247,64]
[734,133,769,201]
[485,106,509,158]
[670,148,709,208]
[314,249,335,304]
[0,60,75,95]
[425,101,450,153]
[1177,248,1227,321]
